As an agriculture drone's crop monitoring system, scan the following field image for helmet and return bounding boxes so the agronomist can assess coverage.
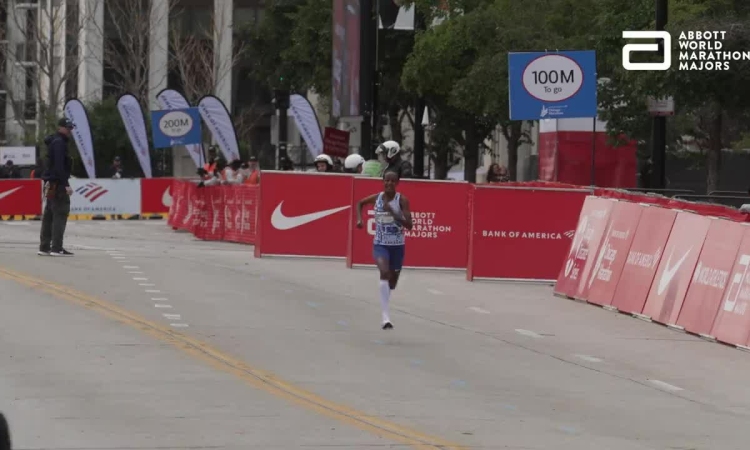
[377,140,400,159]
[344,154,365,170]
[314,154,333,166]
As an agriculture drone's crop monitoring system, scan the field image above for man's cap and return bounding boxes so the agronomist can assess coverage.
[58,118,75,129]
[248,156,258,162]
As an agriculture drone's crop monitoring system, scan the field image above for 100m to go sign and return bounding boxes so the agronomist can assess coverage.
[530,69,575,85]
[522,54,585,102]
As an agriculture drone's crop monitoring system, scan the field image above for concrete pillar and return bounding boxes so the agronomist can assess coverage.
[213,0,233,111]
[148,0,169,111]
[77,0,104,103]
[3,2,28,143]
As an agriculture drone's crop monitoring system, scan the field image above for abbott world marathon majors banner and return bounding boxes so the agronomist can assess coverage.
[117,93,153,178]
[289,94,323,158]
[197,95,240,162]
[156,88,205,168]
[63,99,96,178]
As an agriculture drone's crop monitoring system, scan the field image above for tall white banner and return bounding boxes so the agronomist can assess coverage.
[117,93,153,178]
[156,89,204,168]
[289,94,323,158]
[197,95,240,162]
[63,98,96,178]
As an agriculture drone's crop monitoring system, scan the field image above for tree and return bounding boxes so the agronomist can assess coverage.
[0,0,95,144]
[92,0,176,104]
[595,0,750,192]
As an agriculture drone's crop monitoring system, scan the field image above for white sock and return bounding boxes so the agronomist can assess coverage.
[379,280,391,323]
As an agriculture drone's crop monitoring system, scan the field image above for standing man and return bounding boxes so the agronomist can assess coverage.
[38,118,75,257]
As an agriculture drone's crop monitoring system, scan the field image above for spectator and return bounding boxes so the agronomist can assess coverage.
[242,156,260,184]
[486,163,510,183]
[279,156,294,171]
[0,160,21,179]
[314,154,334,172]
[377,140,414,179]
[110,156,124,178]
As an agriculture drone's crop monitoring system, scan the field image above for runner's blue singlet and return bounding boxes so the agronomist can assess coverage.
[373,192,404,246]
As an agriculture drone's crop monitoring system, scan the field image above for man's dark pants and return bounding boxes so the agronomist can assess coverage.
[40,187,70,252]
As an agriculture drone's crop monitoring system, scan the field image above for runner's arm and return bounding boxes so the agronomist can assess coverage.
[356,194,379,226]
[394,195,413,230]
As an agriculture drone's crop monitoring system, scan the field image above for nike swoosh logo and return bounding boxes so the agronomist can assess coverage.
[162,187,173,207]
[0,187,22,201]
[271,201,350,230]
[657,246,692,295]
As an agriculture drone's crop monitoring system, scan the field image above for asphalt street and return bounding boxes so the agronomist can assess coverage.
[1,219,750,449]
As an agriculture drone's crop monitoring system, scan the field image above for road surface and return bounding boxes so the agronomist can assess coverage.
[1,219,749,449]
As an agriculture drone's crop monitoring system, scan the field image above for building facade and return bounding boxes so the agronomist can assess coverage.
[1,0,266,147]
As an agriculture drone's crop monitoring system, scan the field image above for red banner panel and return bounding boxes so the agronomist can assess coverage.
[554,196,615,297]
[193,186,225,241]
[710,227,750,346]
[469,186,589,281]
[140,178,174,214]
[641,211,712,325]
[255,172,353,258]
[675,219,744,336]
[347,178,470,269]
[0,180,43,216]
[610,206,677,315]
[585,201,644,306]
[223,185,258,245]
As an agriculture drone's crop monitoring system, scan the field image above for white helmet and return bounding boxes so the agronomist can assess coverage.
[314,154,333,166]
[377,140,401,159]
[344,154,365,171]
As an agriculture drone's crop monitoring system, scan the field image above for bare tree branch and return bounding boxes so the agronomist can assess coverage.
[0,0,94,143]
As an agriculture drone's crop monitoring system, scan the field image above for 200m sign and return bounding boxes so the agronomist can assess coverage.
[522,54,584,102]
[159,111,194,137]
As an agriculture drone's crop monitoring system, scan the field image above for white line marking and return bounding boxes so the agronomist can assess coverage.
[574,354,603,363]
[648,379,684,392]
[515,329,542,338]
[151,297,168,301]
[138,283,155,286]
[163,313,181,320]
[128,271,144,274]
[170,323,189,328]
[123,265,139,269]
[469,306,491,314]
[427,288,444,295]
[112,256,127,260]
[145,289,161,293]
[132,277,148,281]
[4,222,29,226]
[154,304,172,308]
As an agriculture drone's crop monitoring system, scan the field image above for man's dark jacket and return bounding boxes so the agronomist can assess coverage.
[41,132,72,187]
[384,158,414,179]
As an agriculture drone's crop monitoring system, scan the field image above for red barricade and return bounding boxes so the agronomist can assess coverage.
[141,178,174,214]
[710,226,750,346]
[585,201,643,306]
[609,205,677,314]
[468,186,590,281]
[675,219,744,336]
[223,184,258,244]
[0,179,43,216]
[554,196,615,296]
[641,211,711,325]
[254,172,353,258]
[347,178,471,269]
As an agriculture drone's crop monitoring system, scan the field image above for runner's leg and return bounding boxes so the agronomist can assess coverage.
[373,245,392,326]
[388,245,405,290]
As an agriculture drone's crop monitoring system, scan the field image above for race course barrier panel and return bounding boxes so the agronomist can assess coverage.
[254,172,354,259]
[710,225,750,347]
[467,186,591,282]
[0,179,42,216]
[347,178,471,270]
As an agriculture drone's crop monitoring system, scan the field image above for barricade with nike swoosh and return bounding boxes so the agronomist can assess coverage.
[555,194,750,350]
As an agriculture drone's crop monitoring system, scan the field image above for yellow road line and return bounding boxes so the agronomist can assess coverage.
[0,267,466,450]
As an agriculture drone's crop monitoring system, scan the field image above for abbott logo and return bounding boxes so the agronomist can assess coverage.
[622,31,671,71]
